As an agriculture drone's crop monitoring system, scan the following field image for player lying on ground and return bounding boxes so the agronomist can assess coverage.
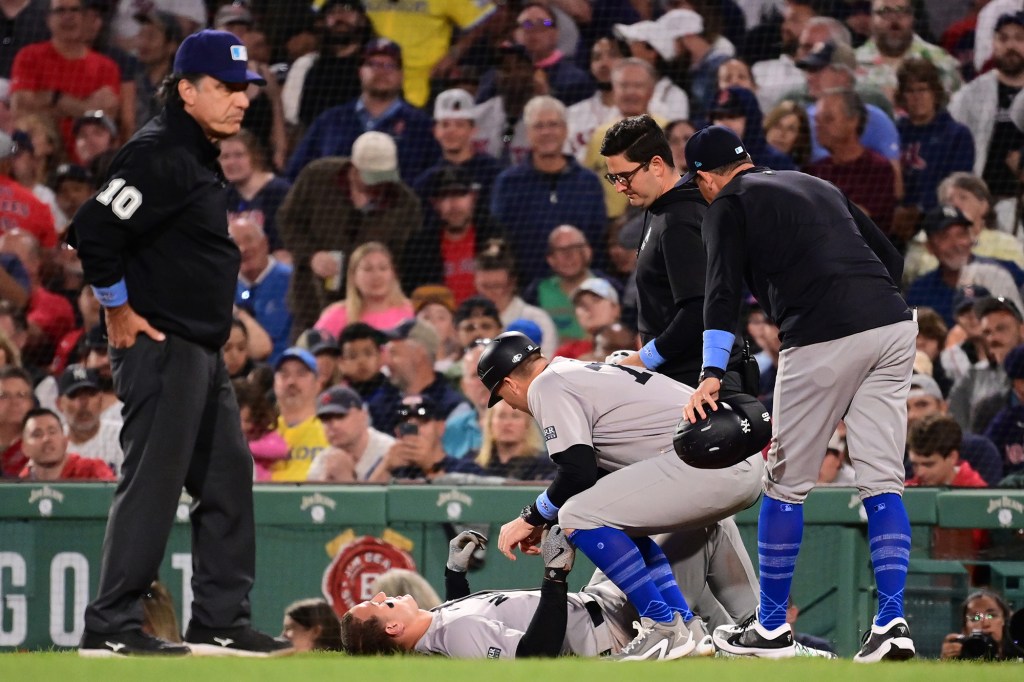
[340,530,837,659]
[477,333,768,660]
[340,527,661,658]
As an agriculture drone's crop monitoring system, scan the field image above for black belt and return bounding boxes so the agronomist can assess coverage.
[583,599,611,656]
[584,598,604,627]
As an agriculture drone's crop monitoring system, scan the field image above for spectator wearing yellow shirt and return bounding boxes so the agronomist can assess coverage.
[363,0,497,106]
[271,348,329,481]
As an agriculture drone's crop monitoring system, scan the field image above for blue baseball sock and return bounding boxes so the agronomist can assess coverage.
[863,493,911,627]
[757,496,803,630]
[632,536,693,621]
[569,527,674,623]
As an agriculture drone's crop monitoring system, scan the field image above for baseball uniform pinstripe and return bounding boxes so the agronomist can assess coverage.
[526,358,763,534]
[414,584,636,658]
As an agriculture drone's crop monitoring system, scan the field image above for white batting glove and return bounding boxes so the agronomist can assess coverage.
[447,530,487,572]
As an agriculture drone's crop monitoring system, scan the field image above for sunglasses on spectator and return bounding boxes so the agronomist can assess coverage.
[519,19,554,30]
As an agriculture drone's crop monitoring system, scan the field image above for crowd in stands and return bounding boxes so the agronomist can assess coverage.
[0,0,1022,515]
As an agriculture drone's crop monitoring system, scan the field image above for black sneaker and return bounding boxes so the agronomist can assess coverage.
[79,629,190,658]
[853,617,915,663]
[712,613,796,658]
[184,624,293,657]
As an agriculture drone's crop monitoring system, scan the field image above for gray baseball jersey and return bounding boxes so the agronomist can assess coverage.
[525,358,764,535]
[527,357,693,469]
[413,583,634,659]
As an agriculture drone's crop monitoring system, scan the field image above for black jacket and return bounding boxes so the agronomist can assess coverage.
[703,168,911,349]
[71,104,240,350]
[636,182,742,386]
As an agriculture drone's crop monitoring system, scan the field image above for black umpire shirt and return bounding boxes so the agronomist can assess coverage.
[71,103,241,351]
[703,168,912,349]
[636,181,742,386]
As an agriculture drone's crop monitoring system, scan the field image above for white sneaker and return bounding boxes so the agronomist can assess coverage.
[712,614,796,658]
[612,612,695,661]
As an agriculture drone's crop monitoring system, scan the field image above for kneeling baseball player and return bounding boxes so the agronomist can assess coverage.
[478,332,771,660]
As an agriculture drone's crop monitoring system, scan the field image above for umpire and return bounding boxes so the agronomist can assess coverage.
[600,115,747,390]
[681,126,917,662]
[73,31,290,657]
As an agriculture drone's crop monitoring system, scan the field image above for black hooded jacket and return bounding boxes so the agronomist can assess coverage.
[636,181,742,386]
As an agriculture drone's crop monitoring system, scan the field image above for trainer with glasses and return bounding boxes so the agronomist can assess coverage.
[681,125,917,662]
[72,31,291,657]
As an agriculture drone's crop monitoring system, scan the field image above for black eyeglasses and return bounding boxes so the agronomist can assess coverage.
[519,19,554,30]
[605,161,650,189]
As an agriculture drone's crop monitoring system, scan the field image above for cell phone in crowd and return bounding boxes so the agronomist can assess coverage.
[397,422,419,437]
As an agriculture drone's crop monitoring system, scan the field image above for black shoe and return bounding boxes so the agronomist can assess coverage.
[712,613,796,658]
[184,624,293,657]
[853,617,915,663]
[79,629,190,658]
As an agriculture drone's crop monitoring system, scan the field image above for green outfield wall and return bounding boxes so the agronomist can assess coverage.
[0,484,1021,656]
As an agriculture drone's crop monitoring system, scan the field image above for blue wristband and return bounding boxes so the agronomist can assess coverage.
[92,279,128,308]
[702,329,735,372]
[535,490,560,521]
[639,339,666,369]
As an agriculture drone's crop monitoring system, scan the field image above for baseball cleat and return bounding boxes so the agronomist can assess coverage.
[685,616,715,657]
[79,629,190,657]
[712,613,796,658]
[612,612,695,661]
[853,617,915,663]
[185,624,293,657]
[793,642,838,659]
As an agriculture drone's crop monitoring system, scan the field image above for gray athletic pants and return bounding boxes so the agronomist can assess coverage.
[559,452,763,536]
[764,320,917,503]
[84,335,256,634]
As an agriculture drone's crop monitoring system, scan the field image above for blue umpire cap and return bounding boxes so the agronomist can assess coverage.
[173,30,266,85]
[680,125,749,185]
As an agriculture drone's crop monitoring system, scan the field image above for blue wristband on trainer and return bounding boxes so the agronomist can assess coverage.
[92,279,128,308]
[535,490,560,521]
[639,339,666,369]
[702,329,735,372]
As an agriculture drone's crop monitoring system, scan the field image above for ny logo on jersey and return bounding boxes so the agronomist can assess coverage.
[487,647,502,659]
[543,426,557,441]
[739,418,750,434]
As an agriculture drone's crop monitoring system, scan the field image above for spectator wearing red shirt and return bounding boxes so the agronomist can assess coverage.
[18,406,115,481]
[806,89,897,238]
[906,413,988,487]
[10,0,121,162]
[401,166,503,301]
[0,130,57,249]
[0,228,75,349]
[0,366,35,478]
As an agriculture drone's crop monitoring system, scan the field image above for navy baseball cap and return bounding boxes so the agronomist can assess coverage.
[173,30,266,85]
[922,204,970,237]
[316,386,363,418]
[953,284,992,315]
[680,125,748,185]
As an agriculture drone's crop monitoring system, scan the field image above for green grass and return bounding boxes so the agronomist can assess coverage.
[0,653,1021,681]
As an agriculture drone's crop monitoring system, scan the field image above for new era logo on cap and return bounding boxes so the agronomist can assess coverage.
[230,45,247,61]
[679,125,749,185]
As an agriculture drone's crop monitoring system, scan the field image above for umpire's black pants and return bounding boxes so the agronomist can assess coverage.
[84,334,255,634]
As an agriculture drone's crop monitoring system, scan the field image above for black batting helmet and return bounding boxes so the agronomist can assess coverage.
[476,331,541,407]
[673,393,771,469]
